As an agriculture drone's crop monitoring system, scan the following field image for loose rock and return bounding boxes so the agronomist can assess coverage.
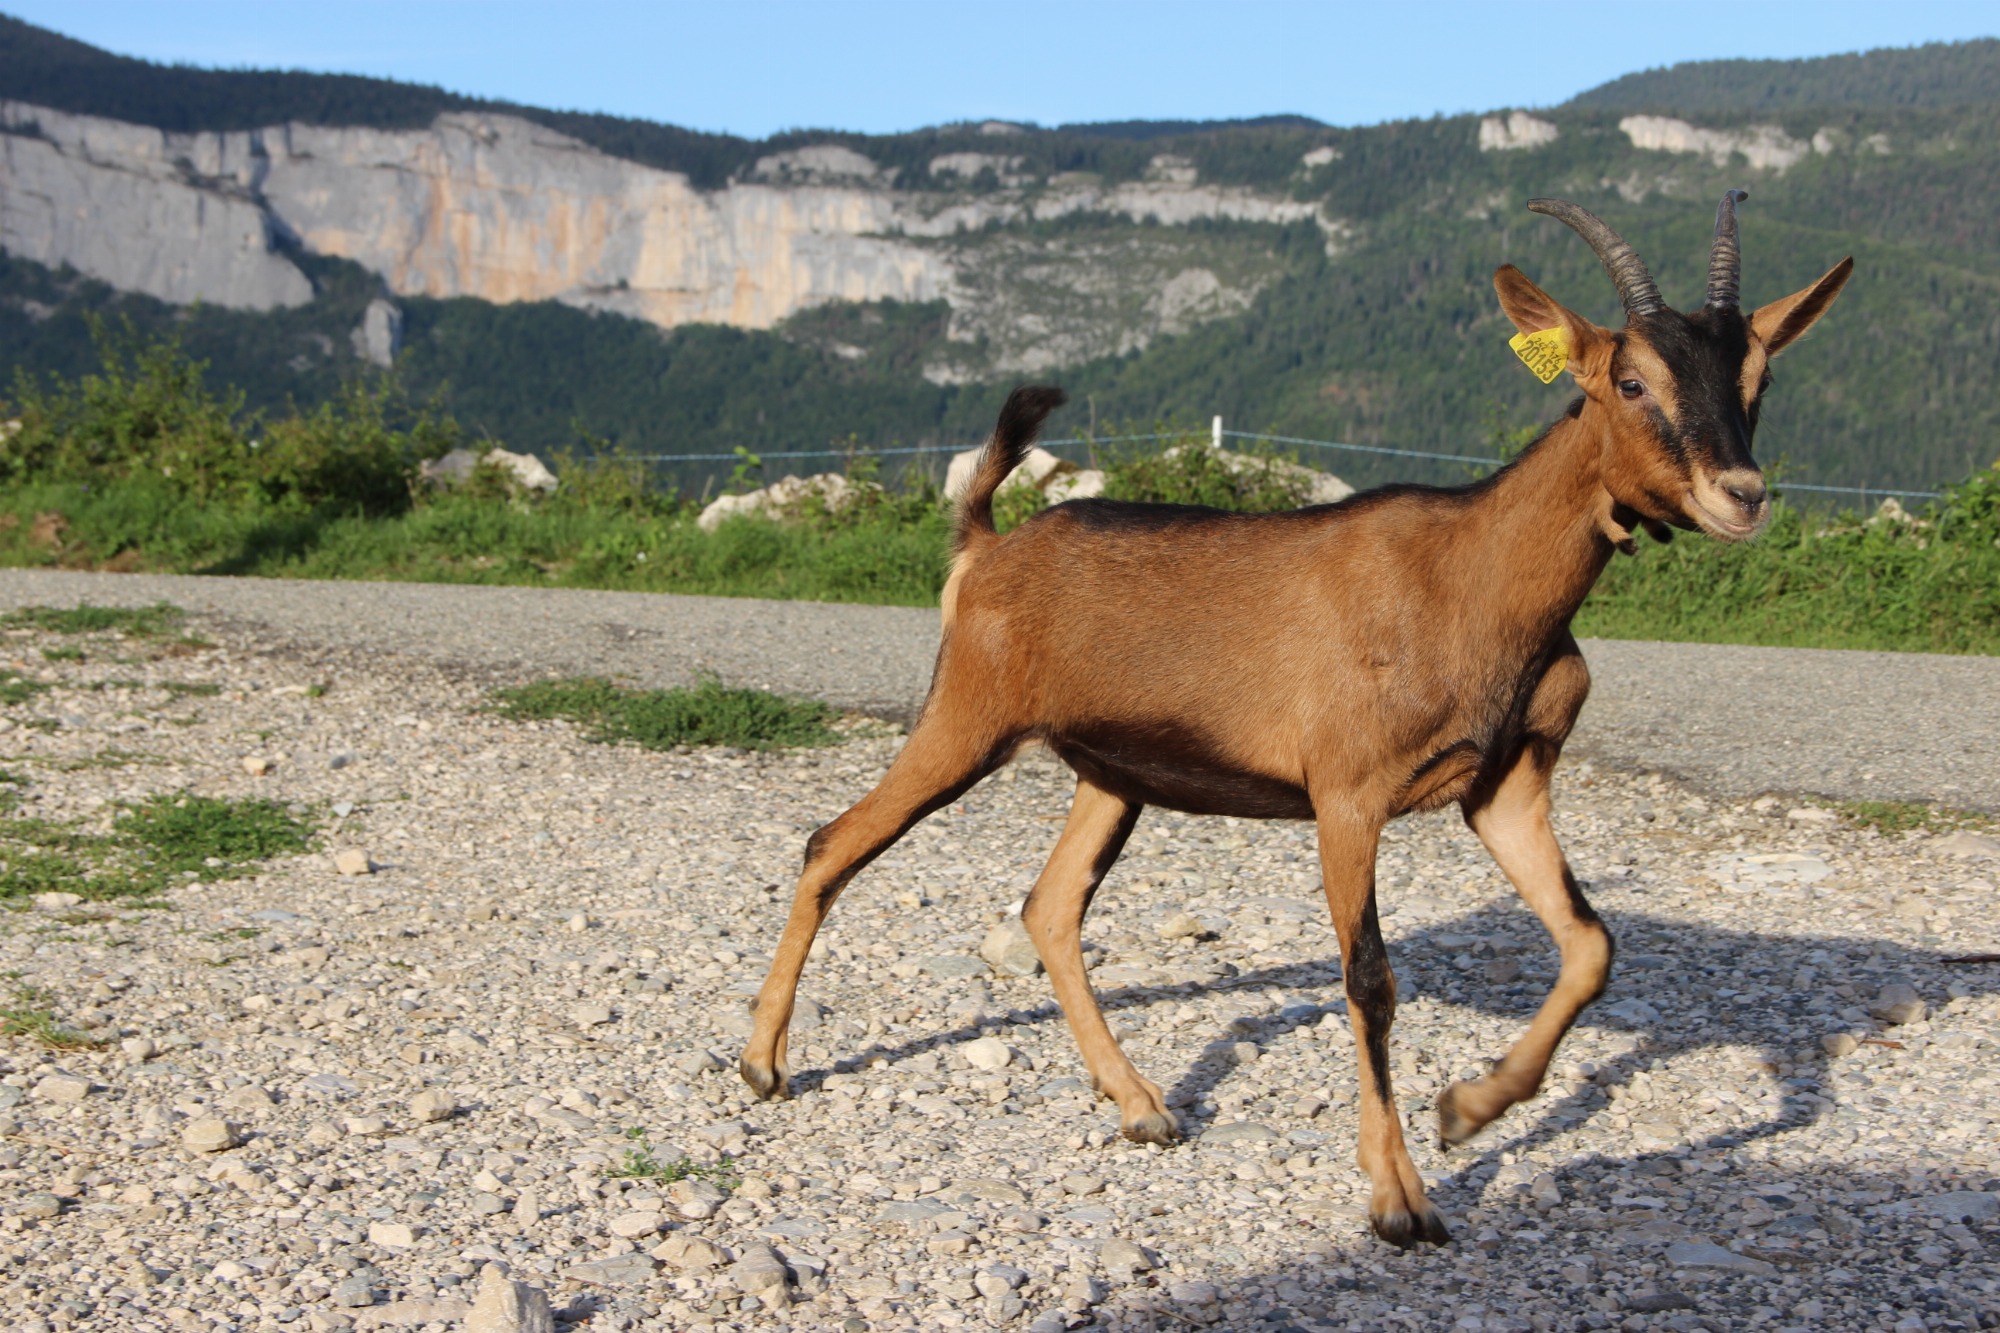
[464,1263,555,1333]
[979,916,1043,977]
[179,1117,241,1153]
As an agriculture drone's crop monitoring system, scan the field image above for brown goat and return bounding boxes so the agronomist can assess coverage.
[742,193,1852,1247]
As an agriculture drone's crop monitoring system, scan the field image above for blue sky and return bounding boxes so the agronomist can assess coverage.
[16,1,2000,137]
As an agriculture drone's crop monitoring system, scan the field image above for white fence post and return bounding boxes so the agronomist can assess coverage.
[1212,415,1223,451]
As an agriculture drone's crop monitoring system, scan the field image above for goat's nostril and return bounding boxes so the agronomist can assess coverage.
[1723,477,1767,509]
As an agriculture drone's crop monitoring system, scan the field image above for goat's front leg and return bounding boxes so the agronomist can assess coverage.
[1021,780,1172,1143]
[1317,805,1448,1247]
[1441,736,1613,1146]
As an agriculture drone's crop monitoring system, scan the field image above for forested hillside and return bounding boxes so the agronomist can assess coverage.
[3,15,1997,496]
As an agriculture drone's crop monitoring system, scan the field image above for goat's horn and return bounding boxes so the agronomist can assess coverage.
[1705,188,1749,312]
[1527,197,1665,319]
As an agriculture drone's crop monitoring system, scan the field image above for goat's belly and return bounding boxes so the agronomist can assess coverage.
[1047,730,1313,819]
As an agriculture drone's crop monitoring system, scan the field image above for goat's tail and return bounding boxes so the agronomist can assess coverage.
[953,385,1067,555]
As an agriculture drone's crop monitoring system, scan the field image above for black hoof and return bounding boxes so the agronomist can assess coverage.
[1121,1110,1182,1146]
[1371,1207,1452,1249]
[739,1057,789,1101]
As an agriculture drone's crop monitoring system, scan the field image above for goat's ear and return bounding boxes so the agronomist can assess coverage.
[1751,257,1853,357]
[1494,265,1606,368]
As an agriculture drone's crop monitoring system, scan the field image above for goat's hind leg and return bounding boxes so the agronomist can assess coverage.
[741,719,1008,1100]
[1440,735,1612,1146]
[1021,778,1174,1143]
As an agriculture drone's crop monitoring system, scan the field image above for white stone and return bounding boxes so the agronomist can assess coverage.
[409,1088,456,1123]
[180,1117,241,1153]
[697,472,880,533]
[1935,830,2000,859]
[979,917,1042,977]
[653,1234,730,1269]
[962,1036,1013,1071]
[464,1264,555,1333]
[608,1210,664,1238]
[367,1221,418,1248]
[33,1072,92,1102]
[332,849,372,876]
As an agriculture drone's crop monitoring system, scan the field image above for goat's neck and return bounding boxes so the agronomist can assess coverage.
[1458,408,1618,659]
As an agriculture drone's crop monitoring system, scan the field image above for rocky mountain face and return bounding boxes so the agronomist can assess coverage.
[0,100,1329,378]
[3,28,1997,492]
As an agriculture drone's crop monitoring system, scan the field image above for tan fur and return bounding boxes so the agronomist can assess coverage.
[742,242,1852,1250]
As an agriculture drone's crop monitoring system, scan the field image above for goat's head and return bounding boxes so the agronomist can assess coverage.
[1495,193,1852,542]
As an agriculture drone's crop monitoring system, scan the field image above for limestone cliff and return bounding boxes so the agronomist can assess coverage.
[0,100,1333,372]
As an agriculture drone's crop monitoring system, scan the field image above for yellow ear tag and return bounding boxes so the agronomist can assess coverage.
[1508,326,1570,384]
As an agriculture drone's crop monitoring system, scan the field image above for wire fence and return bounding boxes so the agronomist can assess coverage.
[616,421,1945,503]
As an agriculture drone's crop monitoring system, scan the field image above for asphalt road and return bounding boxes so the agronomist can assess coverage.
[3,569,1994,812]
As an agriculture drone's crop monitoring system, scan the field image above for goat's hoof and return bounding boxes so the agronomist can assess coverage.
[1371,1206,1451,1249]
[738,1057,790,1101]
[1436,1083,1483,1148]
[1120,1110,1181,1146]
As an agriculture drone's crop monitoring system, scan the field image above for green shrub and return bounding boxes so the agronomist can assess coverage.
[1101,430,1315,511]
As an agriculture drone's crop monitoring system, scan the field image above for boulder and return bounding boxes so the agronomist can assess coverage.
[944,445,1077,501]
[697,472,881,533]
[418,448,558,495]
[1156,443,1353,504]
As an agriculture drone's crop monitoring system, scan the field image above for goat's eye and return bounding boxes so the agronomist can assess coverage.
[1758,372,1774,393]
[1617,379,1645,400]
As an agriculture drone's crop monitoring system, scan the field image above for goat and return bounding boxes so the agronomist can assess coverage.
[741,192,1852,1247]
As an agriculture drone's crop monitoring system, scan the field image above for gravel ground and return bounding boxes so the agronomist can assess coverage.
[0,594,1996,1333]
[0,570,1996,814]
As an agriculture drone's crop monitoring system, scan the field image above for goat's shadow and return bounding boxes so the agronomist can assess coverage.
[790,897,1997,1176]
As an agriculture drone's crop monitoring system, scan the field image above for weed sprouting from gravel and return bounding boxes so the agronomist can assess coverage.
[491,675,839,751]
[0,670,48,707]
[609,1129,742,1189]
[1835,799,1990,834]
[0,602,185,637]
[116,795,314,875]
[0,795,315,901]
[0,983,106,1051]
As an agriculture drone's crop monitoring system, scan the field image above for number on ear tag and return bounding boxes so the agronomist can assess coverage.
[1508,326,1570,383]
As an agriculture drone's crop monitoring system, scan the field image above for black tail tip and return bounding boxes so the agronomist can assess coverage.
[995,384,1067,438]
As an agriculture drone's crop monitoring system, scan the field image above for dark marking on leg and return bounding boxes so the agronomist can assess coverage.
[1345,897,1397,1102]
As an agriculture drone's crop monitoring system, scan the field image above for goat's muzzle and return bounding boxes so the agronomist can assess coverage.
[1687,468,1770,541]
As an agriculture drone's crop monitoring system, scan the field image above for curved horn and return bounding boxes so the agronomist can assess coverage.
[1705,188,1749,311]
[1527,197,1665,319]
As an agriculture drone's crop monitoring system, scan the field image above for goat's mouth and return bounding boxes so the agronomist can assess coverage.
[1686,488,1768,541]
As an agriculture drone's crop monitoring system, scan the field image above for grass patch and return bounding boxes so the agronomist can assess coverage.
[491,676,840,751]
[610,1129,742,1189]
[0,794,315,901]
[0,670,49,707]
[0,602,185,637]
[51,749,165,772]
[115,795,313,875]
[39,646,85,662]
[1835,799,1991,834]
[0,984,106,1050]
